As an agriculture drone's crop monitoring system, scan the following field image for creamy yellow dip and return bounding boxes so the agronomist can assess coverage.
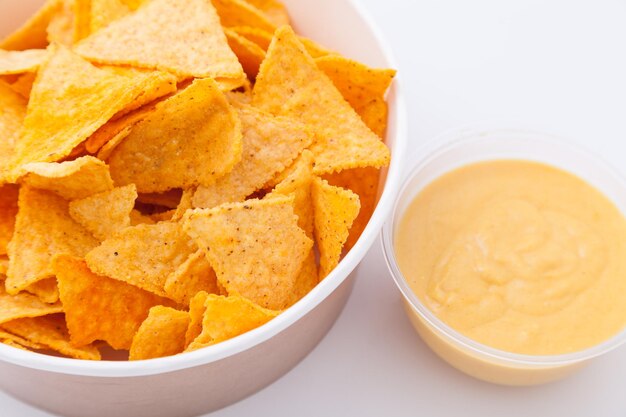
[396,160,626,355]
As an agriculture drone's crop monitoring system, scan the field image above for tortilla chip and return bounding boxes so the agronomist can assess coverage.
[186,294,278,351]
[129,306,190,360]
[289,250,318,305]
[6,187,98,295]
[297,37,333,59]
[129,209,155,226]
[224,28,266,79]
[0,49,48,75]
[25,278,60,304]
[253,26,390,175]
[69,184,137,240]
[244,0,289,26]
[108,78,243,193]
[356,97,388,138]
[185,290,209,347]
[46,0,75,46]
[0,339,28,350]
[0,256,8,276]
[0,285,63,325]
[231,26,332,58]
[192,105,311,209]
[212,0,275,32]
[72,0,92,42]
[136,190,182,210]
[18,156,114,200]
[171,189,194,222]
[2,315,101,360]
[0,81,27,183]
[0,329,46,350]
[0,185,19,255]
[312,177,360,279]
[324,167,380,251]
[95,125,132,161]
[90,0,132,34]
[0,0,62,51]
[53,255,170,350]
[75,0,244,81]
[5,72,35,100]
[9,46,174,175]
[183,195,312,310]
[85,221,195,297]
[164,250,221,306]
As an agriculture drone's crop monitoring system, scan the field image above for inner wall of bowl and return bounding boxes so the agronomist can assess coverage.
[389,128,626,365]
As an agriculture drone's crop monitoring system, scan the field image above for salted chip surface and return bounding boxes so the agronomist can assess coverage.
[0,285,63,325]
[186,294,278,351]
[75,0,244,81]
[54,255,170,350]
[192,105,311,209]
[1,315,101,360]
[0,49,47,75]
[224,28,266,79]
[85,221,195,297]
[69,184,137,241]
[18,156,114,200]
[10,46,173,174]
[129,306,190,360]
[0,81,27,183]
[185,290,209,347]
[212,0,275,32]
[0,0,62,50]
[164,250,221,306]
[183,195,313,310]
[312,177,360,279]
[108,78,242,193]
[6,187,98,295]
[253,26,390,175]
[0,185,19,255]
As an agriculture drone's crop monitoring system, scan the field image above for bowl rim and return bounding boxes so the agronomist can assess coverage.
[0,0,408,377]
[381,125,626,367]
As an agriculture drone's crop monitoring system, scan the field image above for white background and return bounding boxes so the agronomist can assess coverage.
[4,0,626,415]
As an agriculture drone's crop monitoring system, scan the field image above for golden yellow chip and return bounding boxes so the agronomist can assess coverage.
[149,210,175,223]
[297,37,333,59]
[171,188,194,222]
[244,0,289,26]
[253,26,390,175]
[0,49,47,75]
[289,250,318,305]
[136,189,182,210]
[54,255,171,350]
[69,184,137,240]
[75,0,245,81]
[186,294,278,351]
[5,72,36,100]
[225,90,252,107]
[0,339,27,350]
[24,277,60,304]
[9,46,175,175]
[356,97,388,138]
[129,306,190,360]
[108,78,243,193]
[0,0,62,51]
[183,195,312,310]
[72,0,92,42]
[0,329,46,350]
[224,28,266,79]
[0,285,63,325]
[2,315,101,360]
[192,105,311,209]
[230,26,273,50]
[89,0,132,34]
[0,185,19,255]
[129,209,156,226]
[0,256,8,276]
[0,81,26,183]
[46,0,75,46]
[164,250,221,306]
[212,0,275,32]
[96,125,132,161]
[6,186,98,295]
[185,290,209,347]
[85,221,195,297]
[312,177,360,279]
[18,156,114,200]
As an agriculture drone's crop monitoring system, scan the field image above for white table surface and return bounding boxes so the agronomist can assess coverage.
[4,0,626,415]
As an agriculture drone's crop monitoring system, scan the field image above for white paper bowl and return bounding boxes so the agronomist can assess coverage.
[0,1,407,416]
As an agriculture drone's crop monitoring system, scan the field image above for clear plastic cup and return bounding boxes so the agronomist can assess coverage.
[381,126,626,385]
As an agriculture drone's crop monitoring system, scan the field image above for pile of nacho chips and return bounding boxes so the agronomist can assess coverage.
[0,0,394,360]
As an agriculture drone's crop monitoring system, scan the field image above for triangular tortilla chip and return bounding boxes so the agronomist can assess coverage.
[0,329,46,351]
[231,26,332,58]
[5,72,36,100]
[211,0,275,32]
[108,78,243,193]
[0,285,63,325]
[0,0,63,50]
[1,314,101,360]
[96,125,132,161]
[312,177,360,279]
[253,26,390,175]
[129,306,190,360]
[185,290,209,347]
[53,255,171,350]
[6,186,98,295]
[0,185,19,255]
[224,28,266,79]
[164,250,221,306]
[75,0,245,81]
[183,195,312,310]
[244,0,289,26]
[0,81,27,183]
[9,46,175,176]
[46,0,75,46]
[289,250,318,305]
[186,294,278,351]
[18,156,114,200]
[24,277,60,304]
[69,184,137,240]
[0,49,48,75]
[90,0,132,34]
[192,105,311,209]
[85,221,195,297]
